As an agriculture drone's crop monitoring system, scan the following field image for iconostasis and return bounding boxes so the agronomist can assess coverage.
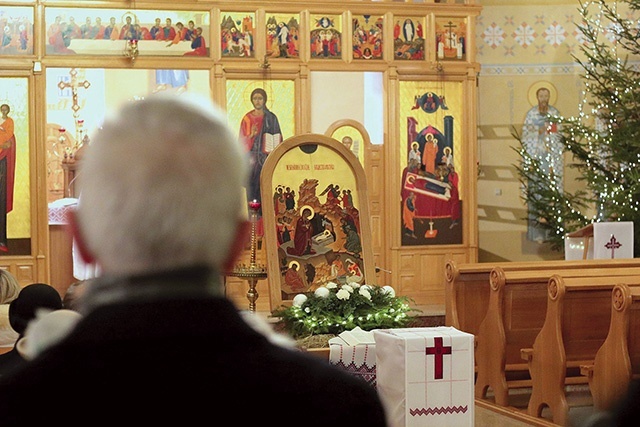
[0,1,480,309]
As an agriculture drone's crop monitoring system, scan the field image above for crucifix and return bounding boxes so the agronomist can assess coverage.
[444,21,457,48]
[425,336,452,379]
[605,234,622,259]
[57,68,91,155]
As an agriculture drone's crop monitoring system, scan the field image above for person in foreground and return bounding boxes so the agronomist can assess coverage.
[581,379,640,427]
[0,94,388,426]
[0,283,63,376]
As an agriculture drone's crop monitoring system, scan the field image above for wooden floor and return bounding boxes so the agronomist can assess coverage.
[474,382,598,426]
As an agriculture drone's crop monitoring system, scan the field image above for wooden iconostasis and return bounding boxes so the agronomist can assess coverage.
[0,0,480,311]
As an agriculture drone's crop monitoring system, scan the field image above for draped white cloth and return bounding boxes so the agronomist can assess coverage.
[374,327,474,427]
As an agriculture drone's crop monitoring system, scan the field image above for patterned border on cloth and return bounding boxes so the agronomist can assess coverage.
[329,328,377,388]
[48,198,78,225]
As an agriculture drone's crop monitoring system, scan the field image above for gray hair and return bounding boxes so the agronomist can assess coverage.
[0,270,21,304]
[76,93,248,276]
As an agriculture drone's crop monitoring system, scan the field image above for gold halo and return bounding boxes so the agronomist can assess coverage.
[121,12,137,25]
[288,260,300,269]
[243,84,274,107]
[299,205,315,219]
[528,81,557,107]
[411,141,419,149]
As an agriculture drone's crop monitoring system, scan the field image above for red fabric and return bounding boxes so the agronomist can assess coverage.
[238,112,264,152]
[0,117,15,213]
[401,168,459,219]
[183,36,207,56]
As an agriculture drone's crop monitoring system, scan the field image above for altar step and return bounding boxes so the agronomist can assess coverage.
[410,304,445,327]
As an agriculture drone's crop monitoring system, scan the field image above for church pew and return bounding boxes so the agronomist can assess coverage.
[444,258,640,336]
[444,259,494,335]
[445,259,561,336]
[521,274,640,426]
[580,283,640,411]
[474,264,640,408]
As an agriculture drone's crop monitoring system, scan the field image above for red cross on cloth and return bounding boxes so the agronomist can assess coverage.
[425,336,452,379]
[605,235,622,259]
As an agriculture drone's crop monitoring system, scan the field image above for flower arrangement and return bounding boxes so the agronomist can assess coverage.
[272,281,419,339]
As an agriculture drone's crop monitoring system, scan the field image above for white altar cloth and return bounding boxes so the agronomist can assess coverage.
[48,197,78,225]
[374,326,474,427]
[328,327,377,388]
[565,221,634,260]
[48,198,101,281]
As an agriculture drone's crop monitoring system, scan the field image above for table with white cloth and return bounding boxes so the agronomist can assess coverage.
[328,327,377,388]
[329,326,475,427]
[374,326,475,427]
[48,198,101,296]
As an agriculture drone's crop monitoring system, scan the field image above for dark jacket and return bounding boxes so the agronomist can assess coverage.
[0,267,387,426]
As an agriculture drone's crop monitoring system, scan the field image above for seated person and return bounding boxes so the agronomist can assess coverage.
[0,283,63,376]
[0,271,21,351]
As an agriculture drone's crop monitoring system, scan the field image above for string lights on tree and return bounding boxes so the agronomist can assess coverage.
[513,0,640,257]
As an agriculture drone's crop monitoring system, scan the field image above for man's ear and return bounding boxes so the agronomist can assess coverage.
[222,220,251,274]
[67,209,96,265]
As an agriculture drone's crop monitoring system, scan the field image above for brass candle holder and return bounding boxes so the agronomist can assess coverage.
[228,200,267,313]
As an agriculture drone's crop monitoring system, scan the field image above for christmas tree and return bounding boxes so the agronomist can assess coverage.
[513,0,640,257]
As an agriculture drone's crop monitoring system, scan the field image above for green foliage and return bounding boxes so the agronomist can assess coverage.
[513,0,640,256]
[272,282,420,339]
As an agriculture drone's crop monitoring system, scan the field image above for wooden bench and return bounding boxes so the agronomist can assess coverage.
[580,283,640,411]
[521,274,640,426]
[474,266,548,406]
[445,259,569,335]
[474,263,640,408]
[444,258,640,336]
[444,260,495,335]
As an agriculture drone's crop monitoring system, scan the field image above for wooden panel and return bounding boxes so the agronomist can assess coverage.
[14,264,36,286]
[48,224,74,297]
[505,285,547,330]
[394,248,471,307]
[630,305,640,373]
[563,292,611,358]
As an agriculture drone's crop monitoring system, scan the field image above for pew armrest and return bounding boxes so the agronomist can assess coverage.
[521,348,533,362]
[580,364,594,379]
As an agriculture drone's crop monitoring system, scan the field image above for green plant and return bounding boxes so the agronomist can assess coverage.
[272,281,420,339]
[513,0,640,256]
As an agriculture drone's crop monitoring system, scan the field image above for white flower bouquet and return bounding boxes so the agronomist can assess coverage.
[272,281,419,339]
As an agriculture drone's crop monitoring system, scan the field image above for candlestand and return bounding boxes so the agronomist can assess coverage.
[228,200,267,312]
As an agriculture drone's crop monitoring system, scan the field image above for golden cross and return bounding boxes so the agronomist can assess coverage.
[57,68,91,120]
